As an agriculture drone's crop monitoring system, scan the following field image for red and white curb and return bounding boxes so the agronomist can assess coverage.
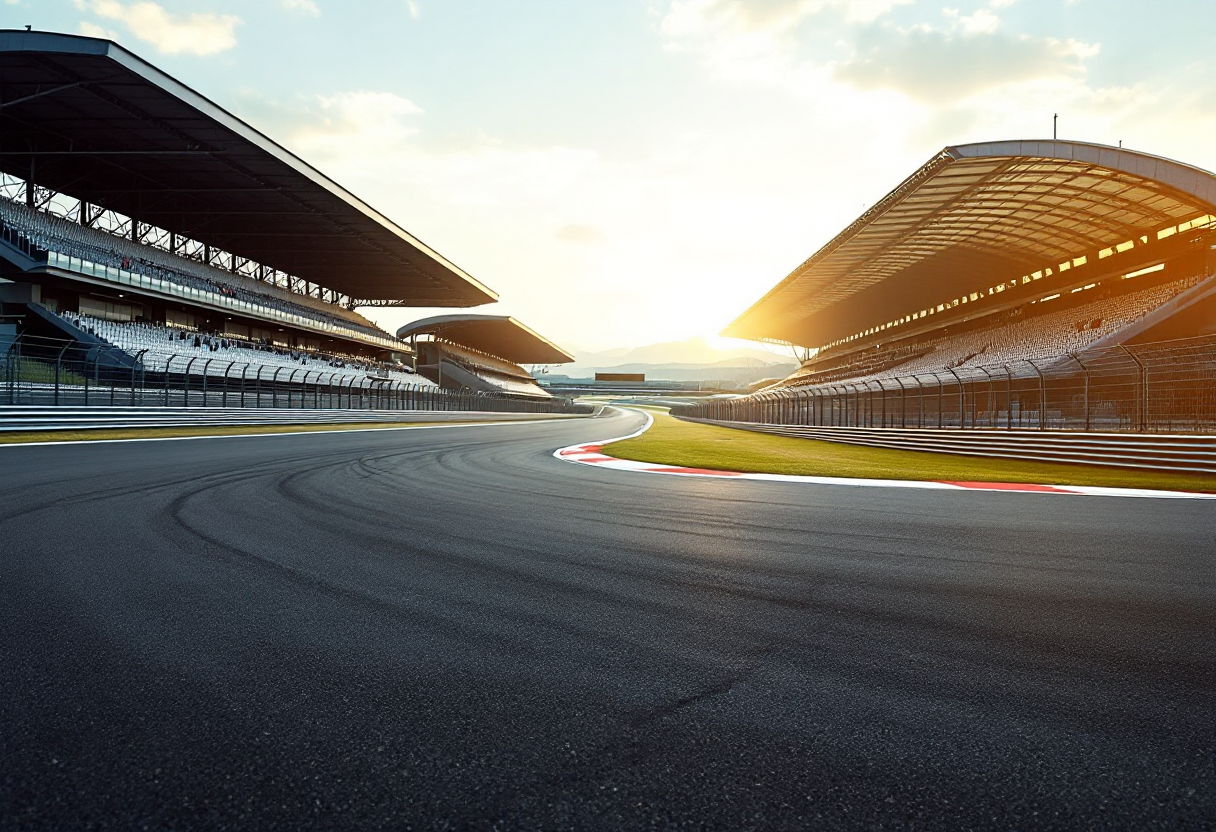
[554,409,1215,500]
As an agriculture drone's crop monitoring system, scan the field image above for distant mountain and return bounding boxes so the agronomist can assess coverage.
[569,337,794,370]
[551,337,797,386]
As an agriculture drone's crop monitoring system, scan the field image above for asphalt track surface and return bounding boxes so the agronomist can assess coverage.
[2,408,1214,830]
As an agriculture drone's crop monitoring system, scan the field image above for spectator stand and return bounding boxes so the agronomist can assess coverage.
[396,315,576,399]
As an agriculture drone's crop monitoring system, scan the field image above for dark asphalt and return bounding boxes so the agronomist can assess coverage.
[1,408,1213,830]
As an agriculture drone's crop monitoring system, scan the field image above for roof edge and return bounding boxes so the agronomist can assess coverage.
[396,314,575,364]
[0,29,498,305]
[722,147,957,340]
[949,139,1216,207]
[723,138,1216,343]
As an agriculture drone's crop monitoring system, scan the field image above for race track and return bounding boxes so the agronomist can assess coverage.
[2,408,1213,830]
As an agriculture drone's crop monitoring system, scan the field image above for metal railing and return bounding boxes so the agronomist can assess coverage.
[672,336,1216,434]
[2,334,587,415]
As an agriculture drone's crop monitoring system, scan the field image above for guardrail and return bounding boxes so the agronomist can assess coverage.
[3,333,585,415]
[671,335,1216,434]
[676,417,1216,474]
[0,406,589,434]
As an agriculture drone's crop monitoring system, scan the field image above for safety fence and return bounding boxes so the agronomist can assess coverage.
[1,334,586,415]
[673,336,1216,434]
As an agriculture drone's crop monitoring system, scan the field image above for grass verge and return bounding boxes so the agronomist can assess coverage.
[0,421,450,445]
[606,411,1215,493]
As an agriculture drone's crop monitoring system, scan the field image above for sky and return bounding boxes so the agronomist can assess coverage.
[6,0,1216,352]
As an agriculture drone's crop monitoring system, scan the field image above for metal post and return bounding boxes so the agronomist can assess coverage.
[52,342,70,406]
[131,349,146,406]
[288,368,303,408]
[895,377,906,428]
[1003,365,1013,430]
[108,350,117,406]
[973,366,992,429]
[946,368,964,428]
[1027,359,1047,430]
[4,334,18,406]
[1117,345,1147,431]
[238,363,249,408]
[201,358,214,407]
[934,372,944,429]
[183,357,199,407]
[1069,352,1091,431]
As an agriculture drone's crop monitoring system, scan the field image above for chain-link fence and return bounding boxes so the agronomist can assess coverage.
[672,336,1216,433]
[1,334,586,415]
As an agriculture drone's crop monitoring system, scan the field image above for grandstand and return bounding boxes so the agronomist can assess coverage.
[397,315,574,398]
[695,140,1216,432]
[59,311,434,387]
[0,30,497,388]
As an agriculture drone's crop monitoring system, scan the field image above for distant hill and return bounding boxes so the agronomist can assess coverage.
[550,337,797,386]
[568,337,795,370]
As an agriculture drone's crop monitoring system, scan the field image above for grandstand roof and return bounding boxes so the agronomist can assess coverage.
[725,140,1216,348]
[396,315,575,365]
[0,30,497,307]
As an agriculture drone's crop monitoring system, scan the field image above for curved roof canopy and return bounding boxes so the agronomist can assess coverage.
[725,140,1216,347]
[396,314,575,365]
[0,30,497,307]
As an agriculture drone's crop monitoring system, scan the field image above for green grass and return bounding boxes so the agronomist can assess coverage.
[606,410,1215,493]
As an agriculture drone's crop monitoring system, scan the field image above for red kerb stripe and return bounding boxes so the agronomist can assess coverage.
[940,481,1073,493]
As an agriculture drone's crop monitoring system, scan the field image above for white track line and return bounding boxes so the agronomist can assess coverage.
[553,408,1214,500]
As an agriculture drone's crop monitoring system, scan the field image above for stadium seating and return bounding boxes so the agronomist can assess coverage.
[787,274,1206,387]
[0,199,389,341]
[62,312,436,386]
[426,340,550,397]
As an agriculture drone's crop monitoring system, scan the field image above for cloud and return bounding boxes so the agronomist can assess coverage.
[555,224,605,245]
[74,0,240,56]
[663,0,909,37]
[77,20,121,39]
[942,6,1001,35]
[405,0,419,19]
[659,0,1099,108]
[657,0,913,94]
[289,91,425,161]
[834,22,1098,103]
[282,0,319,17]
